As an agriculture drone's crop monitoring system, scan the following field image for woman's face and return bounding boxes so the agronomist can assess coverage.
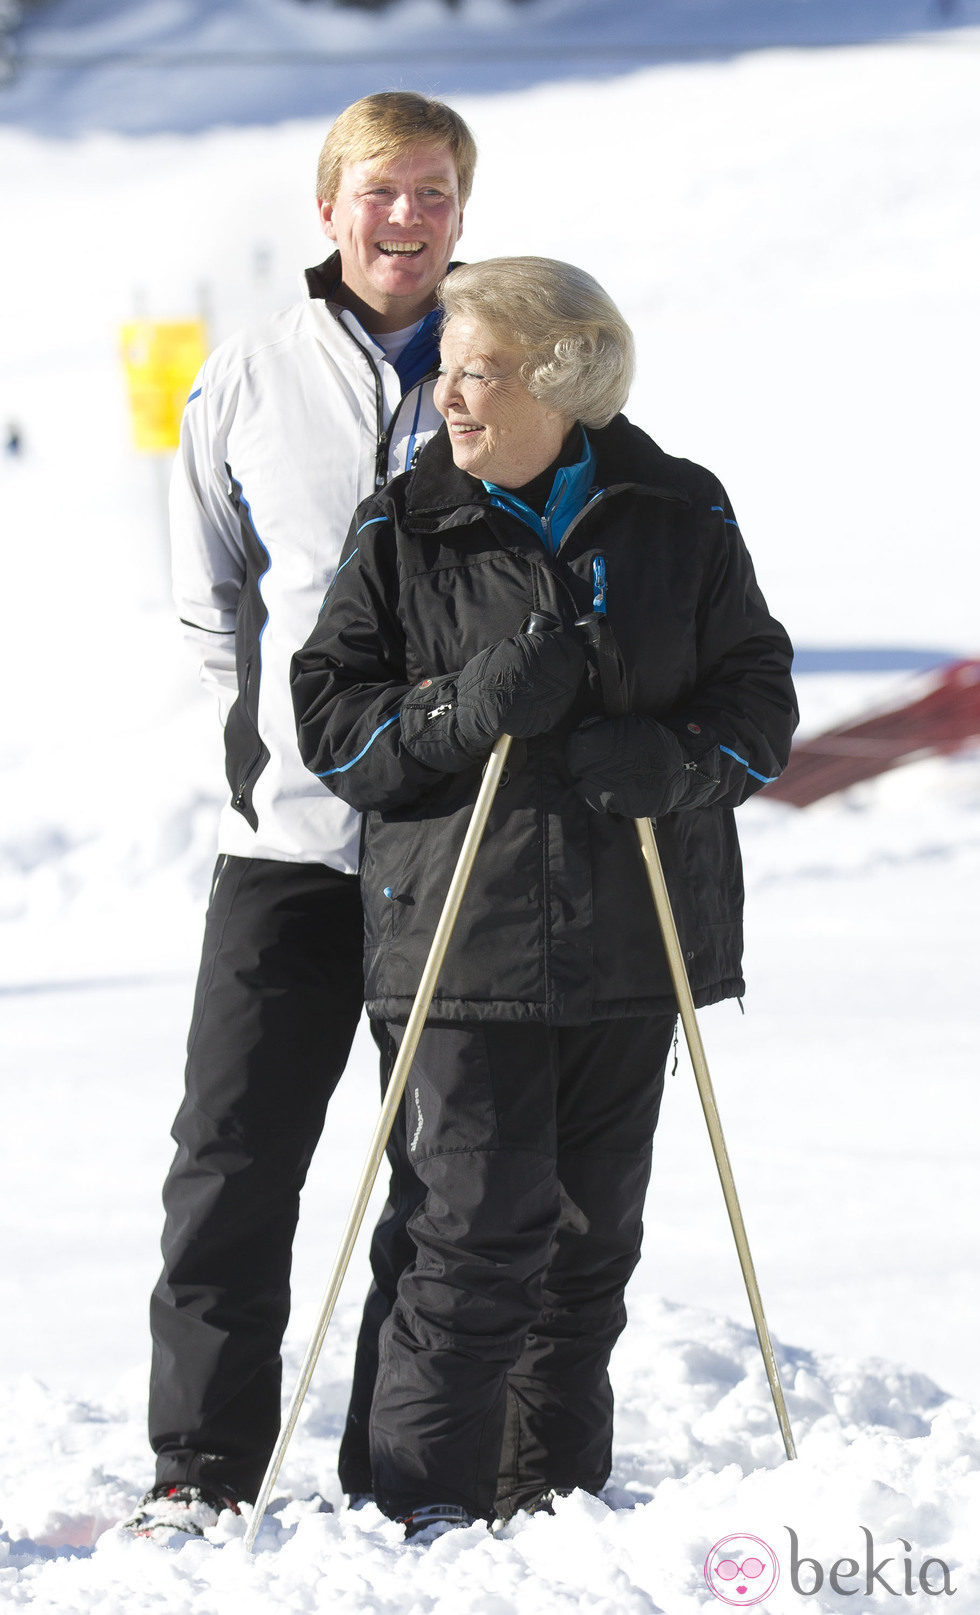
[434,315,571,489]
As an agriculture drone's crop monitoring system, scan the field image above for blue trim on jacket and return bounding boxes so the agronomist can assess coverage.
[316,713,401,777]
[719,744,778,785]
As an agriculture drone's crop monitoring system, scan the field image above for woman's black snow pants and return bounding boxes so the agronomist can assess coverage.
[369,1015,674,1523]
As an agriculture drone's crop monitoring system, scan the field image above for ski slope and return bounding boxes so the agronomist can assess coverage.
[1,3,979,1609]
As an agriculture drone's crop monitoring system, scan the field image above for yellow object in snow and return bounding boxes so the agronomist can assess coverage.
[120,319,209,452]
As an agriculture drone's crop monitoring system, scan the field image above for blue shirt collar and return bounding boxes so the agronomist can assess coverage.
[391,309,442,394]
[484,430,597,554]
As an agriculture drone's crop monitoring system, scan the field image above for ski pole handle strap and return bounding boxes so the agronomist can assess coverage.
[575,611,630,718]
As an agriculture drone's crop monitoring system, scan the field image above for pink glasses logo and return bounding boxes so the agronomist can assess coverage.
[704,1534,780,1605]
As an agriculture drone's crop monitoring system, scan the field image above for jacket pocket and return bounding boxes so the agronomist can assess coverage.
[361,811,430,953]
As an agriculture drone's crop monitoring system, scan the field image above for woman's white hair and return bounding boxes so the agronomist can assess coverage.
[438,256,635,429]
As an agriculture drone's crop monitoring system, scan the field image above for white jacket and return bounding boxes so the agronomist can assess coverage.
[170,260,446,870]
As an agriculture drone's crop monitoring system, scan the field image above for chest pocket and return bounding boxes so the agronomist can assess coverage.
[398,552,549,679]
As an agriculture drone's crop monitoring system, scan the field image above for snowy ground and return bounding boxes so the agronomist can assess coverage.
[2,3,979,1610]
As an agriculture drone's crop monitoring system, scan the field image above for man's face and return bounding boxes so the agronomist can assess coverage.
[319,143,464,331]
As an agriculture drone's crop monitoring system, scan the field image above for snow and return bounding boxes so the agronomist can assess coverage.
[5,0,980,138]
[1,1,979,1609]
[3,1321,978,1610]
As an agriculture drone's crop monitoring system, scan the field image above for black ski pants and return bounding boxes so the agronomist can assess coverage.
[149,854,367,1502]
[368,1015,674,1523]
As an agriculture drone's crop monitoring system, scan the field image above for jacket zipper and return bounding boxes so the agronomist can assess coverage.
[338,318,436,491]
[376,365,438,486]
[231,659,264,810]
[334,323,388,487]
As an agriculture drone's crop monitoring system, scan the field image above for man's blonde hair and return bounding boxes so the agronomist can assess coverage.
[316,91,477,206]
[439,257,635,429]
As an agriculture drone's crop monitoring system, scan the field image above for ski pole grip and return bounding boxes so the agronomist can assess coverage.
[574,610,629,718]
[521,610,561,638]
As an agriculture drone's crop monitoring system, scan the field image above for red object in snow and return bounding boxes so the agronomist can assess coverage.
[765,659,980,808]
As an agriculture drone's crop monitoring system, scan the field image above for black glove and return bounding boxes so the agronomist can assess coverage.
[566,714,721,818]
[455,627,585,749]
[401,625,585,773]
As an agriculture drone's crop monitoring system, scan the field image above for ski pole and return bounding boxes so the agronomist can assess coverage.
[244,732,510,1549]
[244,611,558,1551]
[634,813,797,1461]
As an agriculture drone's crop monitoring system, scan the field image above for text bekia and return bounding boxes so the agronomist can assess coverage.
[787,1528,955,1597]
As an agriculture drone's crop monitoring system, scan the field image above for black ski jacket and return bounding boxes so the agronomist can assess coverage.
[292,415,797,1025]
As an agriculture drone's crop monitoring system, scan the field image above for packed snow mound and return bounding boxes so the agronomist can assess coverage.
[1,1297,976,1614]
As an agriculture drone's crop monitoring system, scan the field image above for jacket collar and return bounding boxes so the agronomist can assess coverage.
[584,414,693,503]
[406,412,693,530]
[405,425,490,528]
[304,252,464,312]
[304,253,344,301]
[483,430,598,555]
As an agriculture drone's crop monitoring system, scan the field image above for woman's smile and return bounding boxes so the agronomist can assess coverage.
[434,315,570,489]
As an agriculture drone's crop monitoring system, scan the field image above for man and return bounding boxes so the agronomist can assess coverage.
[125,91,476,1539]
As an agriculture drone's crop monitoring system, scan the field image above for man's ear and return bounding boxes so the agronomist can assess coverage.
[318,198,336,240]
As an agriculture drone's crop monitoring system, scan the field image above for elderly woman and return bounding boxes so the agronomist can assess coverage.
[291,257,797,1536]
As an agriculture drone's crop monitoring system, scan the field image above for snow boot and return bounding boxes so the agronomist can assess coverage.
[400,1502,478,1541]
[122,1482,241,1539]
[492,1486,581,1529]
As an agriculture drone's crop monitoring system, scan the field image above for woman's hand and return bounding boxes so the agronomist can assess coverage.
[566,715,721,819]
[400,623,585,772]
[455,626,586,747]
